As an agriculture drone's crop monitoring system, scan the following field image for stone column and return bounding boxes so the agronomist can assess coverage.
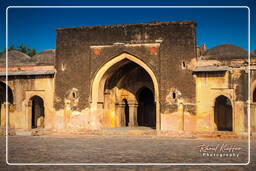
[4,102,10,128]
[209,105,215,132]
[25,101,32,130]
[155,101,161,131]
[128,103,138,127]
[115,103,125,127]
[0,102,13,128]
[252,104,256,132]
[1,103,5,128]
[8,103,15,129]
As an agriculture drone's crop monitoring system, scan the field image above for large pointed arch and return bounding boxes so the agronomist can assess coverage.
[90,52,160,130]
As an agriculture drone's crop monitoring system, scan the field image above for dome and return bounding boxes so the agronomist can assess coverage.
[251,49,256,57]
[31,49,55,65]
[0,50,32,66]
[203,44,248,60]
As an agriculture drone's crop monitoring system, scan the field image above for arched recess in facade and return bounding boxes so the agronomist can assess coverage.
[29,95,45,129]
[250,80,256,132]
[90,52,160,130]
[214,95,233,131]
[0,81,13,127]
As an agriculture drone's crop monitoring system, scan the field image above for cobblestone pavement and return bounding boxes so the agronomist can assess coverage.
[0,135,255,170]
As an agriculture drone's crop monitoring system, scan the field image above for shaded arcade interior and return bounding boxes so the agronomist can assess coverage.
[100,59,156,128]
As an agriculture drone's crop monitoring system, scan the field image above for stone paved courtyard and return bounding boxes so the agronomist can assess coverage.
[0,134,256,170]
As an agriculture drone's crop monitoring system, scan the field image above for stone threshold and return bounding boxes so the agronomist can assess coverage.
[2,127,255,140]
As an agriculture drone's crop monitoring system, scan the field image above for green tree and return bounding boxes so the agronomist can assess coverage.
[27,48,37,57]
[0,45,37,57]
[8,45,16,51]
[18,45,29,54]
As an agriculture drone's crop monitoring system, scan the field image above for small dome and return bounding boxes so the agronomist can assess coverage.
[31,49,55,65]
[0,50,31,66]
[203,44,248,60]
[251,49,256,57]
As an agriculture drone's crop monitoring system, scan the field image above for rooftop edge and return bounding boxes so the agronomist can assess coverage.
[56,21,196,31]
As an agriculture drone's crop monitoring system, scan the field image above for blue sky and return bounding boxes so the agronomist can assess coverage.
[0,0,255,53]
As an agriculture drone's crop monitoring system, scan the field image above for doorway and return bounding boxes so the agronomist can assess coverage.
[214,95,233,131]
[137,87,156,128]
[30,96,45,129]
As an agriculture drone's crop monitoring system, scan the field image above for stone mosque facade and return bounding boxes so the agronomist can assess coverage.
[0,21,255,136]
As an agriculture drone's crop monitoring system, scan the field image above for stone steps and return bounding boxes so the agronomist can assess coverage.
[2,127,255,139]
[100,127,156,136]
[31,129,55,136]
[0,128,16,136]
[196,131,248,139]
[158,130,250,139]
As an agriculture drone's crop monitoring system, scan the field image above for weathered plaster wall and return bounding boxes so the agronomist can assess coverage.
[0,75,55,131]
[195,70,248,133]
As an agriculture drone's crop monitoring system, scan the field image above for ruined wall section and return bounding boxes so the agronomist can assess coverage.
[159,23,197,131]
[193,69,248,133]
[159,23,197,113]
[231,69,248,133]
[55,30,91,111]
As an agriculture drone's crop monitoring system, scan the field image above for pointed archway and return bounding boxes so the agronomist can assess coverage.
[214,95,233,131]
[30,95,45,129]
[90,52,160,130]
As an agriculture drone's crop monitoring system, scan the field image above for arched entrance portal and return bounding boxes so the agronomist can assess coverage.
[214,95,233,131]
[30,96,45,129]
[0,82,13,127]
[91,53,159,129]
[137,87,156,128]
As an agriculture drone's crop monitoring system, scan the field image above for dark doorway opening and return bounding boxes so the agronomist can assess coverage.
[214,95,233,131]
[31,96,45,129]
[137,87,156,128]
[253,88,256,102]
[123,99,129,126]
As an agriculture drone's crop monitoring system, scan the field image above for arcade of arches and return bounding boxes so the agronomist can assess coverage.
[0,63,251,135]
[0,62,251,134]
[0,80,48,131]
[0,21,253,136]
